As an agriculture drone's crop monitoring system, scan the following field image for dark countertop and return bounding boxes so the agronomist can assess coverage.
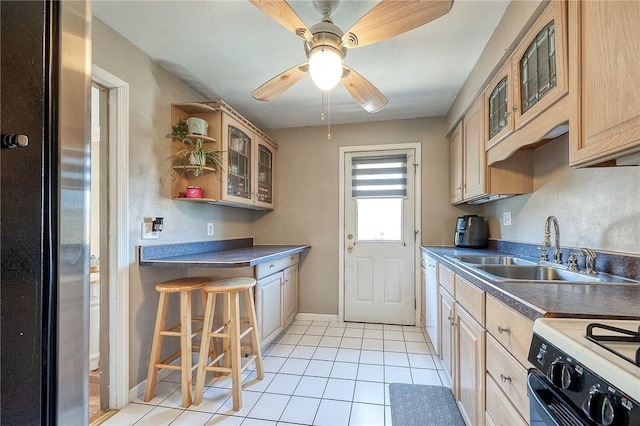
[422,246,640,321]
[139,238,310,268]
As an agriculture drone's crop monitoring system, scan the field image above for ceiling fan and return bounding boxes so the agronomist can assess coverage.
[250,0,454,113]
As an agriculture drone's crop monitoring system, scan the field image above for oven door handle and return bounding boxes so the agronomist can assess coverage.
[527,369,589,426]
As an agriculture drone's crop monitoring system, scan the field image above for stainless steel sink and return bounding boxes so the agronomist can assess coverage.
[453,255,535,265]
[474,264,638,283]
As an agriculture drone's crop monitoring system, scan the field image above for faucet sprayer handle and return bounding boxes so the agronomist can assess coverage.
[579,248,598,275]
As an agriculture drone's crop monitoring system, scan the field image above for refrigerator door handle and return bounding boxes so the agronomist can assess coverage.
[2,134,29,148]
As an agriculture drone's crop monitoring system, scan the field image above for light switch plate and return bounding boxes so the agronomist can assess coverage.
[207,222,215,236]
[502,211,512,226]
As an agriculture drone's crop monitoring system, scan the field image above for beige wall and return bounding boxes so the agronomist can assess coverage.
[483,135,640,255]
[93,18,257,387]
[255,119,471,315]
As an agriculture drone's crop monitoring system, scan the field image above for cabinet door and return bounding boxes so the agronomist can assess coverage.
[257,272,283,347]
[512,0,568,130]
[450,121,464,204]
[253,135,276,209]
[439,287,456,391]
[569,1,640,166]
[222,113,253,206]
[282,264,298,327]
[456,305,486,426]
[463,97,486,201]
[485,60,514,150]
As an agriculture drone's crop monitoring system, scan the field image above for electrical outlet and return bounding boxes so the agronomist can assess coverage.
[141,222,159,239]
[207,222,215,236]
[503,211,512,226]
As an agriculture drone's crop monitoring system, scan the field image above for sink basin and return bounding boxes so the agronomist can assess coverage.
[453,255,535,265]
[474,265,601,282]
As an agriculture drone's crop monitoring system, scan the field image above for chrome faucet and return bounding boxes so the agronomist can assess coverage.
[539,216,562,263]
[580,248,598,275]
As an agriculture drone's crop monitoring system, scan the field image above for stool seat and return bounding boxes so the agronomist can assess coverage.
[155,276,212,292]
[202,277,256,293]
[194,276,263,411]
[144,276,212,407]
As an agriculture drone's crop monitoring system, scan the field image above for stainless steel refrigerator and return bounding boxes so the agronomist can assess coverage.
[1,1,91,424]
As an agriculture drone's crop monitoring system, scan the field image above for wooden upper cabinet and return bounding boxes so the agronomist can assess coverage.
[512,0,568,130]
[450,121,464,204]
[485,60,514,150]
[569,1,640,166]
[463,97,486,201]
[170,101,277,210]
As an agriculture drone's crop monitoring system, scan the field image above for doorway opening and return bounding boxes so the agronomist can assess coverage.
[339,144,422,325]
[89,65,131,422]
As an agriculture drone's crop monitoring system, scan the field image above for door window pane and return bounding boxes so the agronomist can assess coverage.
[356,198,403,241]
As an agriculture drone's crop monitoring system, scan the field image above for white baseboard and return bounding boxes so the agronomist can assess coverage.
[295,313,339,323]
[129,359,183,401]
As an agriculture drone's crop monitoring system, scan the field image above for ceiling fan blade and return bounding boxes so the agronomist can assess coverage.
[252,64,308,101]
[341,66,388,113]
[343,0,453,48]
[249,0,312,41]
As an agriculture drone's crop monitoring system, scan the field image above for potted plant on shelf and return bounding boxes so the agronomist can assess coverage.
[167,118,223,177]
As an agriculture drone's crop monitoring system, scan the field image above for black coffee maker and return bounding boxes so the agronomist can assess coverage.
[454,215,488,248]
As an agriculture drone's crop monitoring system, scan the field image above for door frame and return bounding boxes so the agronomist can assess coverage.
[338,143,422,325]
[92,65,130,409]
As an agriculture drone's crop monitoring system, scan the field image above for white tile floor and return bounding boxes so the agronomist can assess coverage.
[102,320,449,426]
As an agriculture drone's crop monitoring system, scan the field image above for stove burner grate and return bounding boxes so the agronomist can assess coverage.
[586,323,640,367]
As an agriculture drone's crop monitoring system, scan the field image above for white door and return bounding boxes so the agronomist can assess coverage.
[344,149,416,325]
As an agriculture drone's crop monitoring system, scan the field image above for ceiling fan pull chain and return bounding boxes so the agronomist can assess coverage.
[321,90,325,121]
[327,90,331,140]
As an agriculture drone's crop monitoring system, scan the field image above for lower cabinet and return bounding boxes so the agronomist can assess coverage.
[282,264,298,327]
[485,373,528,426]
[439,286,456,388]
[255,254,300,348]
[456,305,486,426]
[256,272,284,347]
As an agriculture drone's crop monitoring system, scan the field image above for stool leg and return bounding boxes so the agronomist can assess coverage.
[244,287,264,379]
[145,291,169,402]
[230,291,243,411]
[180,290,193,407]
[222,293,231,370]
[194,291,216,405]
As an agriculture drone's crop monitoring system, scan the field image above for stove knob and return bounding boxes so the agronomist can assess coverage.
[584,390,617,426]
[549,361,574,390]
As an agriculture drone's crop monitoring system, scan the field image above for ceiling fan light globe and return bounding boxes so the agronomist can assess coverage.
[308,46,343,91]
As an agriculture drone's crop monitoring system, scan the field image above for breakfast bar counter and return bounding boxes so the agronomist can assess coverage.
[138,237,310,268]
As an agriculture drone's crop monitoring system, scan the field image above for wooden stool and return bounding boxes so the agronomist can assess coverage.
[144,276,212,407]
[194,277,264,411]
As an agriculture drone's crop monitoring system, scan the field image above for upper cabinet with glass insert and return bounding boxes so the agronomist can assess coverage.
[511,0,568,130]
[485,61,514,150]
[170,101,277,210]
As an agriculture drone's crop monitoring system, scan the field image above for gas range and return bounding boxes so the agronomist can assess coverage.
[528,318,640,426]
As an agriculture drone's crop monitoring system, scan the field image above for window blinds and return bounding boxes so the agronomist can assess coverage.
[352,154,408,198]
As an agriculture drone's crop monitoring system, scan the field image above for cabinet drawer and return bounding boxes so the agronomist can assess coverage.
[486,334,530,422]
[485,373,528,426]
[455,275,485,325]
[256,253,299,279]
[486,295,533,367]
[439,265,455,296]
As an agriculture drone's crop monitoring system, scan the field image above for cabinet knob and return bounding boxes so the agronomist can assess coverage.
[497,325,510,335]
[500,374,512,383]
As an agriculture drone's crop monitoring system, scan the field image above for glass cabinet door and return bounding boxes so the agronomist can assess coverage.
[520,20,556,114]
[489,76,509,139]
[227,125,251,200]
[256,144,273,204]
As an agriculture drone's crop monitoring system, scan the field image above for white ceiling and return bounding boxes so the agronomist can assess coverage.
[93,0,510,130]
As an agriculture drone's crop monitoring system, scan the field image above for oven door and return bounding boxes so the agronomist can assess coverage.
[527,369,594,426]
